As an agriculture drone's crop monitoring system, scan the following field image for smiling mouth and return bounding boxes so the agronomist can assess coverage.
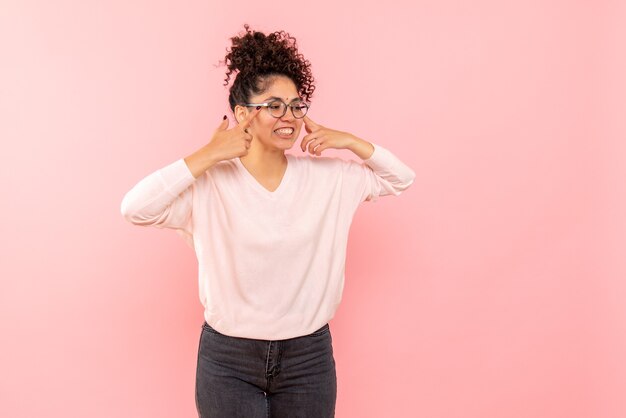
[274,127,295,137]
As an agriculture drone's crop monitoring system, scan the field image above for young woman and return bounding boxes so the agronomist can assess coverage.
[121,24,415,418]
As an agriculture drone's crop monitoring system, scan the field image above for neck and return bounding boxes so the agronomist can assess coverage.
[239,143,287,175]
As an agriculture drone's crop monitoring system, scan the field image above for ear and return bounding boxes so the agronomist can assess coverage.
[234,105,248,124]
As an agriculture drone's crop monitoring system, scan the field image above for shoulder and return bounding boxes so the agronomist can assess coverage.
[195,158,238,185]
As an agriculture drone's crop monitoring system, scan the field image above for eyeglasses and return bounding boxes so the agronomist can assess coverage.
[240,99,310,119]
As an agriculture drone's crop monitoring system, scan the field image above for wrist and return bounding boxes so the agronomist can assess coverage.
[348,136,375,160]
[184,145,219,178]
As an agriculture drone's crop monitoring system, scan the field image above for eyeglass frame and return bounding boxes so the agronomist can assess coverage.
[239,99,310,119]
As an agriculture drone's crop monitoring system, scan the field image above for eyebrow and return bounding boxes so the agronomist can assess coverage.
[262,96,302,103]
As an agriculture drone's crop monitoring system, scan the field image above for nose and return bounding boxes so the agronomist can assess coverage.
[280,107,296,122]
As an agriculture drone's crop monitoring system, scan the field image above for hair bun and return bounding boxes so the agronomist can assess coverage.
[224,24,302,79]
[225,26,270,76]
[221,24,315,110]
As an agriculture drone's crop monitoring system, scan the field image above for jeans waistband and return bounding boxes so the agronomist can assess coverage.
[202,321,329,341]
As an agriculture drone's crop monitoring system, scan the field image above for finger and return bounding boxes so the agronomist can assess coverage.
[303,115,319,131]
[217,115,229,131]
[239,106,263,131]
[315,143,330,156]
[301,136,313,152]
[301,131,323,151]
[300,132,315,151]
[308,137,325,154]
[303,116,316,135]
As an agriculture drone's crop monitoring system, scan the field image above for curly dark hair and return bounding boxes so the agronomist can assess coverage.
[220,24,315,113]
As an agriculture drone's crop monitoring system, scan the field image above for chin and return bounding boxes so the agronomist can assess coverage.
[270,134,298,147]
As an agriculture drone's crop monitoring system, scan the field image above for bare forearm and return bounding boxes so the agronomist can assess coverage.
[346,136,375,160]
[184,145,219,179]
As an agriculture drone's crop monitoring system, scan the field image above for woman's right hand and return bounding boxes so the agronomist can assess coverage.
[205,106,262,162]
[184,106,262,178]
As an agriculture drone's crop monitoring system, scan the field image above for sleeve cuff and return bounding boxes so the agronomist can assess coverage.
[160,158,197,196]
[363,143,397,172]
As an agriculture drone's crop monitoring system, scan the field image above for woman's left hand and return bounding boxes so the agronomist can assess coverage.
[300,116,355,156]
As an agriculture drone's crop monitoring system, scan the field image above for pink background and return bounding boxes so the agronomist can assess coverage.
[1,1,625,417]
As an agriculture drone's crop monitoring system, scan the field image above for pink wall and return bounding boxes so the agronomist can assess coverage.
[1,1,625,417]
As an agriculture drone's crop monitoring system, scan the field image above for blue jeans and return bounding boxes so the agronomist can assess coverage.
[195,321,337,418]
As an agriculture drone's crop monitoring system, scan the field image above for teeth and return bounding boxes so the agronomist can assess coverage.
[275,128,294,135]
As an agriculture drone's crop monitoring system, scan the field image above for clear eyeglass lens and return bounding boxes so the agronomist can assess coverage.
[291,102,308,118]
[267,101,287,118]
[266,101,308,118]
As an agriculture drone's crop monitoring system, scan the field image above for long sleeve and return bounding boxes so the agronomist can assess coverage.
[343,143,416,203]
[120,158,197,236]
[118,146,414,340]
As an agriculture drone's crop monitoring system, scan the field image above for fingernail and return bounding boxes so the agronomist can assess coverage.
[256,106,261,110]
[223,115,227,120]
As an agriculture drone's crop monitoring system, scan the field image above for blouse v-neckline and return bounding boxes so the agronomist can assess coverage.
[234,154,293,198]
